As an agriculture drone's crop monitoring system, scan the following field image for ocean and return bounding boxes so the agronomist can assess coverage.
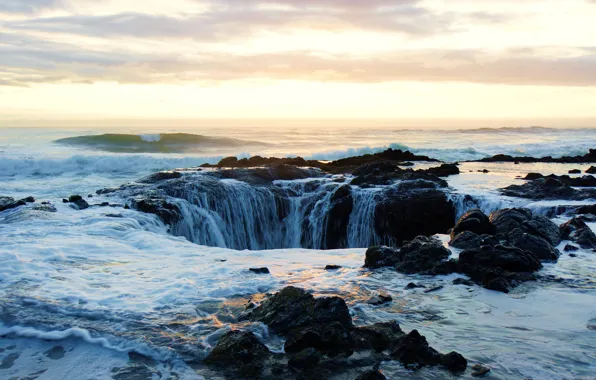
[1,124,595,379]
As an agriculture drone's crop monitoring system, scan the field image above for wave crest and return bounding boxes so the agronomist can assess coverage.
[54,133,267,153]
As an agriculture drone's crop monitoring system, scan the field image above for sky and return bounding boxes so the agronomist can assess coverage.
[1,0,596,122]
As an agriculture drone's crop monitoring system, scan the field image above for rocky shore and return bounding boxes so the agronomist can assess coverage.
[2,147,596,379]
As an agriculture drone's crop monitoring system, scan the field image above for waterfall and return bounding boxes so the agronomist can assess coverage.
[166,176,384,250]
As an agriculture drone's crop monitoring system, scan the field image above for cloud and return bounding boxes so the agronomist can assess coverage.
[0,0,62,14]
[2,31,596,88]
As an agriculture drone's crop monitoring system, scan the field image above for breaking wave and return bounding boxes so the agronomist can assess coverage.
[54,133,268,153]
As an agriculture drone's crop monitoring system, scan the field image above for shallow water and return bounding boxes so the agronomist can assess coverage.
[1,126,595,379]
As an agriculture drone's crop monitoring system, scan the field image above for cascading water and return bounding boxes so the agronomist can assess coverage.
[166,175,385,250]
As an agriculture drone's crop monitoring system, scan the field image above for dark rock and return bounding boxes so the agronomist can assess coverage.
[424,285,444,293]
[364,246,401,269]
[522,215,562,246]
[32,204,57,213]
[374,187,455,244]
[441,351,468,373]
[405,282,424,290]
[477,149,596,164]
[284,321,353,356]
[560,217,596,248]
[458,245,542,292]
[242,287,352,335]
[138,171,182,183]
[204,330,270,376]
[569,253,577,257]
[353,161,398,177]
[249,267,270,274]
[564,244,579,252]
[471,364,491,377]
[509,228,560,261]
[390,330,441,369]
[68,195,83,202]
[288,348,322,368]
[130,198,181,225]
[325,185,354,249]
[426,164,460,177]
[501,178,596,200]
[524,172,543,180]
[395,236,451,274]
[489,208,533,236]
[587,166,596,174]
[106,213,123,218]
[451,209,494,238]
[351,321,404,352]
[0,197,26,212]
[450,231,483,250]
[217,156,239,167]
[569,169,582,174]
[23,196,35,203]
[452,278,475,286]
[324,265,342,270]
[355,370,386,380]
[367,291,393,305]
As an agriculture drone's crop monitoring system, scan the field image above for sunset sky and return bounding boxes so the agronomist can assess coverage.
[1,0,596,121]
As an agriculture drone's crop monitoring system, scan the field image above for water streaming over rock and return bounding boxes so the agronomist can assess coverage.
[166,176,389,250]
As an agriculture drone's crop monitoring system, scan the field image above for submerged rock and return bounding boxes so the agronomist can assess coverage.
[249,267,270,274]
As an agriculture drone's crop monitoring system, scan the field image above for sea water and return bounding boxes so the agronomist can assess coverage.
[1,124,595,379]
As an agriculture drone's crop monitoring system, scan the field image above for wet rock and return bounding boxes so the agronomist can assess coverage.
[424,285,444,294]
[560,217,596,249]
[374,186,455,244]
[587,166,596,174]
[242,286,352,335]
[66,195,90,210]
[501,177,596,200]
[288,347,322,368]
[367,291,393,305]
[351,321,404,352]
[451,209,494,238]
[449,231,484,250]
[524,172,544,180]
[138,171,182,183]
[364,246,401,269]
[394,236,451,274]
[522,215,562,246]
[458,245,542,293]
[0,196,27,212]
[355,370,386,380]
[569,253,577,257]
[325,185,354,249]
[441,351,468,373]
[353,161,399,177]
[249,267,270,274]
[509,229,560,261]
[204,330,270,376]
[106,213,123,218]
[32,204,57,213]
[569,169,582,174]
[452,278,475,286]
[129,198,181,225]
[426,163,460,177]
[390,330,442,369]
[324,265,342,270]
[471,364,491,377]
[477,149,596,163]
[405,282,424,290]
[23,196,35,203]
[284,321,353,356]
[489,208,533,236]
[564,244,579,252]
